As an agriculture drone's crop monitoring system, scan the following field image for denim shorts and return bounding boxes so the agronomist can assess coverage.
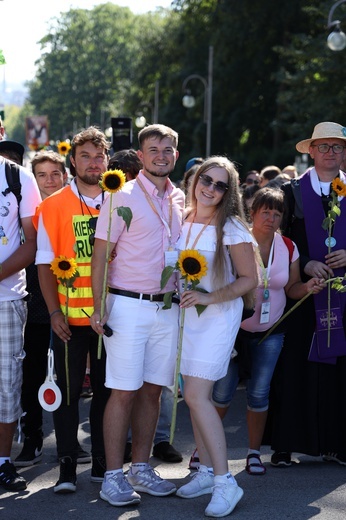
[212,332,284,412]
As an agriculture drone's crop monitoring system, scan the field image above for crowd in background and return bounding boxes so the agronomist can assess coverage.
[1,120,346,518]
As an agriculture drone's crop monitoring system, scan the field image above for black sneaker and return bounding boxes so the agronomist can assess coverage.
[77,445,91,464]
[54,456,77,493]
[270,452,292,467]
[14,437,43,467]
[91,456,106,483]
[0,461,27,491]
[153,441,183,463]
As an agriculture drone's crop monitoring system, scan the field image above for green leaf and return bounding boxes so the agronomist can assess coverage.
[0,50,6,65]
[195,304,207,316]
[333,205,341,217]
[329,210,337,221]
[160,265,175,290]
[117,206,133,231]
[162,291,174,309]
[322,218,330,231]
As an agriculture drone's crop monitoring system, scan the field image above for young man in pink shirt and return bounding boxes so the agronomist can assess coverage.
[91,124,184,507]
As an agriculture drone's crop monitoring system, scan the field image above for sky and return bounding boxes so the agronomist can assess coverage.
[0,0,173,87]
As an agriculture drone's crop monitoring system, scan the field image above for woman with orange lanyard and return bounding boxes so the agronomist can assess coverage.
[175,157,258,518]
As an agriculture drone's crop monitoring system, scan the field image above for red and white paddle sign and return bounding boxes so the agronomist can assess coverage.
[38,348,62,412]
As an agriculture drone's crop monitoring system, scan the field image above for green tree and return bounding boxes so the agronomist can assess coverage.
[29,3,141,140]
[21,0,346,181]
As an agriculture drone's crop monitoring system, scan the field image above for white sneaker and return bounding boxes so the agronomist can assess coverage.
[100,473,141,506]
[205,475,243,517]
[176,465,214,498]
[127,465,176,496]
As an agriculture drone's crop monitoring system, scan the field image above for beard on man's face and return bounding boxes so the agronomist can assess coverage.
[76,170,103,185]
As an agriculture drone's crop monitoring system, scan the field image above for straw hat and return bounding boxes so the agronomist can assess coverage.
[296,122,346,153]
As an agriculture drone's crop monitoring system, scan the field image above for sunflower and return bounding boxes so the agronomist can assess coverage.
[51,255,78,280]
[57,141,71,156]
[99,169,126,193]
[178,249,208,282]
[332,178,346,197]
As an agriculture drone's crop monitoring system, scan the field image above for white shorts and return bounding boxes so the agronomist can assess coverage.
[104,294,179,391]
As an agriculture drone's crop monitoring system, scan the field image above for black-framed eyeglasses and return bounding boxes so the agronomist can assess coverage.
[88,217,98,246]
[246,179,259,185]
[311,144,345,154]
[198,173,229,193]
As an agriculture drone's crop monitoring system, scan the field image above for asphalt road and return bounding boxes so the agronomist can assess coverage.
[1,386,346,519]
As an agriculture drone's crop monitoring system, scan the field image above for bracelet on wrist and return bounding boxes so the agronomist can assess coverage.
[50,308,62,318]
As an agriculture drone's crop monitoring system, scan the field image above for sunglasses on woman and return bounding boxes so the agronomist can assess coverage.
[198,173,229,193]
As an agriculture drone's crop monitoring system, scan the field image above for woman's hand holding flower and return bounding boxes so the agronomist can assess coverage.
[180,289,212,308]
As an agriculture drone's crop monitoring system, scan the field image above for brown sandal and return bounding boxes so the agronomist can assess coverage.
[246,453,266,475]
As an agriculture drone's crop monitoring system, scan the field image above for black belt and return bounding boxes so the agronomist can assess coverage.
[108,287,180,304]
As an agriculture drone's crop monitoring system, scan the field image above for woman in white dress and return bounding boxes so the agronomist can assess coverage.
[176,157,258,517]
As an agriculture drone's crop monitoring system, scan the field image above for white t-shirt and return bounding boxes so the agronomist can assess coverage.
[0,157,41,300]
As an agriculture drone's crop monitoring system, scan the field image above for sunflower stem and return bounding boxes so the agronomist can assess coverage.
[170,306,185,444]
[98,192,113,359]
[65,288,70,406]
[327,216,332,349]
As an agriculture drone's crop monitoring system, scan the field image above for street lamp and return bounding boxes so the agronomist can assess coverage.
[327,0,346,51]
[182,45,213,157]
[135,102,154,129]
[134,80,160,128]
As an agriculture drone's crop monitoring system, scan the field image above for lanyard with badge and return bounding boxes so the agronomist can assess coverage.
[258,239,274,324]
[136,177,177,267]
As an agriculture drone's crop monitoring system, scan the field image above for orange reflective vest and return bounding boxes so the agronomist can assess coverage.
[37,185,99,326]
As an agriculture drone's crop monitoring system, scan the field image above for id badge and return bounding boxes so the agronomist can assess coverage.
[165,250,178,267]
[260,302,270,324]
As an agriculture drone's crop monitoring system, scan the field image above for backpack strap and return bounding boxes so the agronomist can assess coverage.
[282,235,294,263]
[2,160,22,230]
[3,161,22,205]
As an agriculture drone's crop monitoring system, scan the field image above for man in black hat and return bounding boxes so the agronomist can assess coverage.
[0,140,25,166]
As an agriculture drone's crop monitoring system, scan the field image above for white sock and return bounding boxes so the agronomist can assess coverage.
[248,449,260,456]
[105,469,123,480]
[131,463,150,474]
[247,449,264,474]
[215,473,237,485]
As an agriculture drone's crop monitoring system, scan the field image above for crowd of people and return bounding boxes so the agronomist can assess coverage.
[1,119,346,518]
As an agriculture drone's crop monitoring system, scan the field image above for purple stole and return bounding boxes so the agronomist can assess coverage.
[300,170,346,364]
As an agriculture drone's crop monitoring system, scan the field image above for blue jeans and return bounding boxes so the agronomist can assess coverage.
[212,333,284,412]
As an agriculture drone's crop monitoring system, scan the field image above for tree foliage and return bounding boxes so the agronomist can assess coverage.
[8,0,346,180]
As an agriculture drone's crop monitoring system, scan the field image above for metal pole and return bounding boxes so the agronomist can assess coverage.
[206,45,213,157]
[328,0,346,28]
